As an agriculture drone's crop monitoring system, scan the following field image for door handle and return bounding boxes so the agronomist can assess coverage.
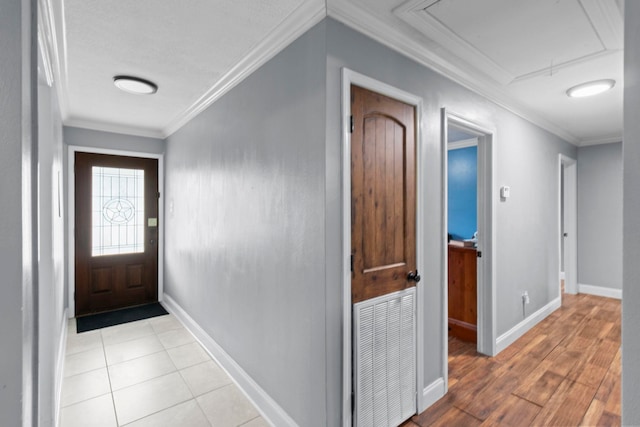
[407,270,421,283]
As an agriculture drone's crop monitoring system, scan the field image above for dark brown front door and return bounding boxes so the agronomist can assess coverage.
[351,85,417,304]
[75,152,159,316]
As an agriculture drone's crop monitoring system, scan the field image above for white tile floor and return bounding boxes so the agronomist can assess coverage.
[60,313,269,427]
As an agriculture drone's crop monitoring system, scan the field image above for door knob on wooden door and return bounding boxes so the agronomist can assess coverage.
[407,270,421,283]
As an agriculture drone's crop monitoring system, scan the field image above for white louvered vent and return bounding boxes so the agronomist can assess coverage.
[354,287,417,427]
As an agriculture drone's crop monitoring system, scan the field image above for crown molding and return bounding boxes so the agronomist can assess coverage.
[63,116,165,140]
[328,0,580,145]
[38,0,70,120]
[162,0,326,138]
[577,134,622,147]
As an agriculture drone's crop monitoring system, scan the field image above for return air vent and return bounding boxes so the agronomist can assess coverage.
[354,287,416,426]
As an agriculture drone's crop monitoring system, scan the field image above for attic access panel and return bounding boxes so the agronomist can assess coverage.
[396,0,620,84]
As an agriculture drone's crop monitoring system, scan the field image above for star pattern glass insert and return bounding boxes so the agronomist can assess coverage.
[92,166,145,256]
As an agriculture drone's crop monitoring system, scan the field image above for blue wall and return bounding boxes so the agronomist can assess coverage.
[448,146,477,239]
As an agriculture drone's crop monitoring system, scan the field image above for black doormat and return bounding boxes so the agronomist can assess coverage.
[76,302,169,333]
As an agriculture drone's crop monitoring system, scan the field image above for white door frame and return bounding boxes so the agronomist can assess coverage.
[441,109,497,359]
[66,145,164,318]
[559,154,578,295]
[341,68,425,425]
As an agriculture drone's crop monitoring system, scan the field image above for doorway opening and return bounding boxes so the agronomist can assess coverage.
[441,110,496,386]
[559,155,578,296]
[446,126,479,346]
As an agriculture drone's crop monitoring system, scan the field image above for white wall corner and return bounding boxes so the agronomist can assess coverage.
[54,308,69,427]
[421,377,446,412]
[579,283,622,300]
[161,295,297,427]
[560,271,566,281]
[495,297,561,354]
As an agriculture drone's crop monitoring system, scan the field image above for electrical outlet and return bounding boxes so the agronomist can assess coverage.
[522,291,530,305]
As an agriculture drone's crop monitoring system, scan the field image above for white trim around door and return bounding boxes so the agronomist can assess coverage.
[442,109,498,358]
[66,145,165,318]
[559,154,578,295]
[341,68,425,426]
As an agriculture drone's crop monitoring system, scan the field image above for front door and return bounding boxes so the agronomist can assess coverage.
[351,85,418,303]
[74,152,159,316]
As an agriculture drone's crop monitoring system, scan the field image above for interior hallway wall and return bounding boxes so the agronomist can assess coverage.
[37,64,67,426]
[577,142,622,292]
[163,23,327,426]
[0,0,38,424]
[623,1,640,423]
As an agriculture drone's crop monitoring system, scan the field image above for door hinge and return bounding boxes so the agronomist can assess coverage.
[350,115,354,133]
[477,251,482,258]
[350,254,354,273]
[157,191,161,199]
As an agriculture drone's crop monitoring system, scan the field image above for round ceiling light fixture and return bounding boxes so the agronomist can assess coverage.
[566,79,615,98]
[113,75,158,95]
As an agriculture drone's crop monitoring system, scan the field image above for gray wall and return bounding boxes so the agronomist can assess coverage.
[38,69,66,425]
[577,143,622,290]
[0,0,38,425]
[164,24,327,426]
[624,2,640,423]
[64,126,165,154]
[324,18,576,412]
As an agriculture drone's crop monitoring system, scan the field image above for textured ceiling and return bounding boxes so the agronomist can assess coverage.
[50,0,320,137]
[40,0,623,145]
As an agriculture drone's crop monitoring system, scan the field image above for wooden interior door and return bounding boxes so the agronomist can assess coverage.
[75,152,159,316]
[351,85,418,304]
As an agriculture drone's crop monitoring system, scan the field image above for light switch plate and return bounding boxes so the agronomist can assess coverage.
[500,186,510,199]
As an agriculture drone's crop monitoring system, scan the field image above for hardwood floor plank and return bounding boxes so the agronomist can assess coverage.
[545,346,585,377]
[580,398,605,426]
[597,411,621,426]
[425,407,482,427]
[571,363,608,389]
[457,353,542,420]
[531,379,596,426]
[478,395,541,426]
[409,294,620,427]
[589,339,619,369]
[513,367,565,407]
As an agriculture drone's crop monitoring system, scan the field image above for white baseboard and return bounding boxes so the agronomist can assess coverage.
[579,283,622,300]
[161,295,296,427]
[421,377,446,412]
[55,308,69,427]
[560,271,566,281]
[496,297,561,354]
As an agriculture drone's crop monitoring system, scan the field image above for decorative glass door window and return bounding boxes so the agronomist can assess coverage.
[92,166,145,256]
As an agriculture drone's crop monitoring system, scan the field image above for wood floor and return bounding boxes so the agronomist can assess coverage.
[402,293,621,427]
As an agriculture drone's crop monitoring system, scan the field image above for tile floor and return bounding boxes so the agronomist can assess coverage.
[60,313,269,427]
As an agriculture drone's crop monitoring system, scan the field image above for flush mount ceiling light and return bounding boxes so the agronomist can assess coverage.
[566,79,615,98]
[113,75,158,95]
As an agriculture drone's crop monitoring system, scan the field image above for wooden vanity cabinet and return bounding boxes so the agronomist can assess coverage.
[448,244,477,343]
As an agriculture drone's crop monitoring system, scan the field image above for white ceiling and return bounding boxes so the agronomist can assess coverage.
[38,0,623,145]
